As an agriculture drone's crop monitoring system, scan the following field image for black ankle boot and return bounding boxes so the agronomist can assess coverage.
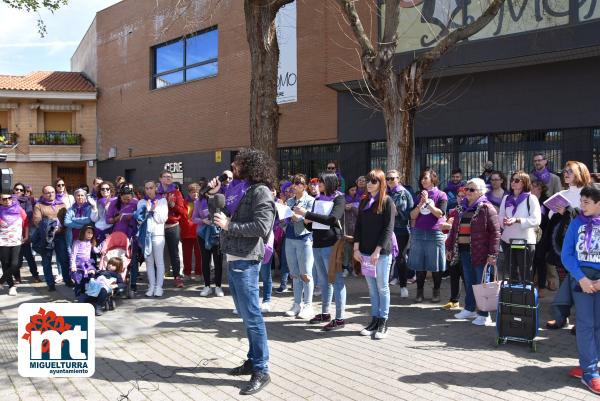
[374,318,388,339]
[229,359,253,376]
[360,316,379,336]
[239,371,271,395]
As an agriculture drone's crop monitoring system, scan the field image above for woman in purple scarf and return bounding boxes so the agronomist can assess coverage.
[55,178,74,208]
[65,188,99,248]
[408,169,448,303]
[95,181,115,242]
[106,185,139,238]
[0,193,28,296]
[485,171,508,211]
[446,178,500,326]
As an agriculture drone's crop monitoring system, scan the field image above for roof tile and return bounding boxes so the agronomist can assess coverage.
[0,71,96,92]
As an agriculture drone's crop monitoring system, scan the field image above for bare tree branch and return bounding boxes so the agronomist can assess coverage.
[335,0,376,60]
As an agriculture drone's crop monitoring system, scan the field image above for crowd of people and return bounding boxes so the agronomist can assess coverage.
[1,151,600,395]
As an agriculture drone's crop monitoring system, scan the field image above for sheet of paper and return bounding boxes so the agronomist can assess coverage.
[275,202,294,220]
[312,200,334,230]
[543,192,570,213]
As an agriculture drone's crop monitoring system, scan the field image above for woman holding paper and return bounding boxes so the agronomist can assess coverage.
[498,171,541,281]
[294,172,346,331]
[544,161,591,329]
[283,174,315,319]
[354,169,396,339]
[408,169,448,303]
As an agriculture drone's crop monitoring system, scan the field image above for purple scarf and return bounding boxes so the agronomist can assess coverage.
[157,183,177,195]
[224,179,251,216]
[485,190,507,206]
[532,168,552,185]
[445,180,465,194]
[356,188,366,200]
[280,181,292,195]
[388,184,406,195]
[55,192,67,205]
[425,186,441,203]
[97,196,113,209]
[461,195,486,213]
[73,201,87,217]
[362,194,378,211]
[0,197,22,225]
[345,194,356,203]
[505,192,530,214]
[577,214,600,253]
[38,197,61,208]
[318,190,342,202]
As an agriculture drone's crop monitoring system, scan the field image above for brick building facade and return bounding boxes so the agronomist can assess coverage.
[0,71,97,194]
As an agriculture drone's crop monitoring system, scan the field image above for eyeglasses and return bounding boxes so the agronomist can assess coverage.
[14,188,24,192]
[100,187,110,192]
[368,179,379,185]
[386,177,398,181]
[511,178,522,184]
[56,183,65,187]
[293,180,305,185]
[563,168,574,175]
[326,166,335,171]
[465,188,478,193]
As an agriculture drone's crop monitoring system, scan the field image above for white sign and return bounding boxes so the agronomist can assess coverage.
[18,303,95,377]
[275,202,294,220]
[312,200,335,230]
[163,162,184,183]
[276,1,297,104]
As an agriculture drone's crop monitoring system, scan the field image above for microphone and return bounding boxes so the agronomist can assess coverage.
[200,174,229,197]
[209,193,226,223]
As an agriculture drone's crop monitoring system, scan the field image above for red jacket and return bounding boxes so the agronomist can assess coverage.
[446,201,500,267]
[179,200,198,239]
[165,190,188,226]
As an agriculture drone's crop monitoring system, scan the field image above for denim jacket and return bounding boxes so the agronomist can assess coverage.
[286,192,315,237]
[220,184,276,261]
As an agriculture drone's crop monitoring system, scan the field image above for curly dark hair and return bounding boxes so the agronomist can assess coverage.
[234,148,276,189]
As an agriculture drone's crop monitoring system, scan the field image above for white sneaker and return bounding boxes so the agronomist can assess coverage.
[154,287,163,297]
[285,303,301,317]
[214,287,224,297]
[260,302,271,313]
[297,304,314,320]
[8,286,17,296]
[399,287,409,298]
[390,278,399,286]
[472,315,494,326]
[200,286,213,297]
[232,308,238,315]
[145,288,154,297]
[454,309,478,319]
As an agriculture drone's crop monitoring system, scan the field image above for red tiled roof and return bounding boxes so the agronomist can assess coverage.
[0,71,96,92]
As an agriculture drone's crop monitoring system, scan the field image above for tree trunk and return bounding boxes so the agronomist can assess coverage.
[244,0,281,164]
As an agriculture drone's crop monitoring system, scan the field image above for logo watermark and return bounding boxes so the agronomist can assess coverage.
[18,303,95,377]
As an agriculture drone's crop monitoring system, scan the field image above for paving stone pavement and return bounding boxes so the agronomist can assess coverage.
[0,264,594,401]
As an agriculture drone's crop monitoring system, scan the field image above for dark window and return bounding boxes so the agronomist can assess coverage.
[152,27,218,89]
[593,128,600,172]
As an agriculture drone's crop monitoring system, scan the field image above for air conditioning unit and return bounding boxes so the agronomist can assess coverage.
[108,147,117,159]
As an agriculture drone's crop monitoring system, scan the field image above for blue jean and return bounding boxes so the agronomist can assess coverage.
[41,234,70,287]
[260,259,273,303]
[285,238,314,306]
[571,276,600,380]
[228,259,269,373]
[460,248,488,317]
[363,253,392,319]
[313,246,346,319]
[279,239,289,287]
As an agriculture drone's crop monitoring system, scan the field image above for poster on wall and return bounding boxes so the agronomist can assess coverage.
[276,0,297,104]
[163,162,184,183]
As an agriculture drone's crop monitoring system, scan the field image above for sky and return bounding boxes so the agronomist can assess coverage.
[0,0,122,76]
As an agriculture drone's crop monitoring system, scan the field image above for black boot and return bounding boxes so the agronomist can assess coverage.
[374,318,388,339]
[95,305,103,316]
[108,297,115,311]
[432,288,440,303]
[416,288,424,303]
[359,316,379,336]
[229,359,253,376]
[239,371,271,395]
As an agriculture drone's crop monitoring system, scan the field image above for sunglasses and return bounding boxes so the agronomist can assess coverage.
[326,167,336,170]
[293,180,305,185]
[465,188,478,193]
[511,178,522,183]
[100,187,110,191]
[14,188,24,192]
[386,177,398,181]
[56,183,65,187]
[368,179,379,185]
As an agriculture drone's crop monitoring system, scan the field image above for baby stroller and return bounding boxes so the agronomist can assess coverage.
[98,231,133,298]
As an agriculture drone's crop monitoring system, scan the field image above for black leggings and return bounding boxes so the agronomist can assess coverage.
[0,245,21,287]
[199,238,223,287]
[449,261,464,303]
[416,271,442,290]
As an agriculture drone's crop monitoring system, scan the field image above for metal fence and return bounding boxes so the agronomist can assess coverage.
[30,132,82,146]
[278,144,341,179]
[417,130,563,186]
[594,128,600,172]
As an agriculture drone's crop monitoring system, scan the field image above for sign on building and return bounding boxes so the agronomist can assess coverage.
[163,162,184,183]
[276,1,297,104]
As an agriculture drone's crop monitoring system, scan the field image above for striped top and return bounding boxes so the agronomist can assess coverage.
[457,210,475,245]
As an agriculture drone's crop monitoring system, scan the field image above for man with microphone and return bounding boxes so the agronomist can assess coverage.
[209,148,276,396]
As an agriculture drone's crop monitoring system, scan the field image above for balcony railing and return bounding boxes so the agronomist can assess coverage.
[30,132,82,146]
[0,129,18,146]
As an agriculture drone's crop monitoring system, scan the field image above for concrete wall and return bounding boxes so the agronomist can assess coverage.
[71,18,98,84]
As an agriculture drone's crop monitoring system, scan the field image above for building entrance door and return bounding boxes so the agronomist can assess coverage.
[57,166,86,193]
